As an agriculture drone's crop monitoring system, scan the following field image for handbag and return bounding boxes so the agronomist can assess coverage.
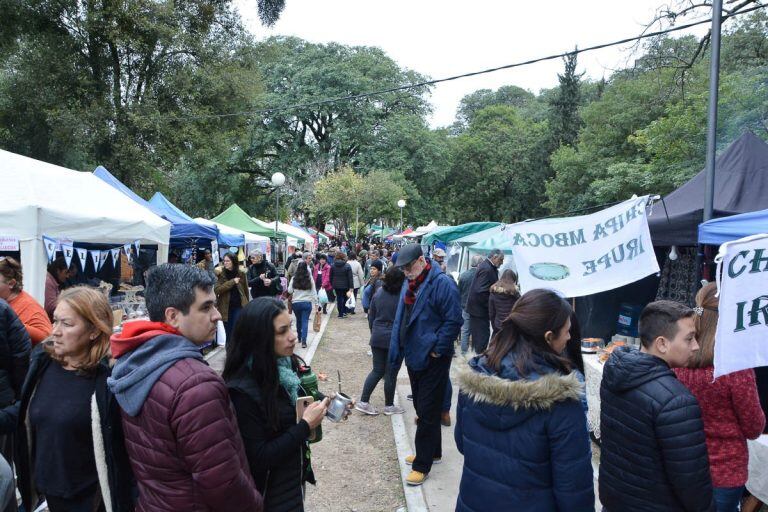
[313,311,322,332]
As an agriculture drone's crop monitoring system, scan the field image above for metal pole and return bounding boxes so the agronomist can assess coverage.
[400,208,403,232]
[704,0,722,222]
[355,206,359,240]
[275,190,279,240]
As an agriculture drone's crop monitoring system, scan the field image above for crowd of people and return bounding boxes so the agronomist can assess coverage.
[0,234,766,511]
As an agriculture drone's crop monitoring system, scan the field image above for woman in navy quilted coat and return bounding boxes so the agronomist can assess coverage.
[454,289,594,512]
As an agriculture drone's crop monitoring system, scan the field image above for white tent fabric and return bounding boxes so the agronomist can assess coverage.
[252,218,315,252]
[0,150,171,304]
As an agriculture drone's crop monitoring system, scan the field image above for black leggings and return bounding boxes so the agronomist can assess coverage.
[360,347,396,405]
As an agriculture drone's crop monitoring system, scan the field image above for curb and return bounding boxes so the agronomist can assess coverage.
[302,303,335,365]
[390,389,429,512]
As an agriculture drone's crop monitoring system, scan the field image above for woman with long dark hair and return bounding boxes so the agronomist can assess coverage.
[455,289,594,511]
[215,252,249,343]
[288,262,316,349]
[355,266,406,416]
[223,298,329,512]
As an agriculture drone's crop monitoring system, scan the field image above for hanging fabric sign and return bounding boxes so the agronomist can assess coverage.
[504,196,659,297]
[211,240,220,265]
[61,242,74,268]
[713,233,768,378]
[110,248,122,267]
[90,250,100,270]
[42,235,58,262]
[99,250,110,270]
[0,237,19,251]
[76,248,89,269]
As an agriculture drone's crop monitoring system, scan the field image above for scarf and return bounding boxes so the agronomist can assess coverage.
[405,260,432,306]
[277,356,301,405]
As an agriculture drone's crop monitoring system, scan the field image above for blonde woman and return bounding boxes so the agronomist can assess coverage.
[13,287,134,512]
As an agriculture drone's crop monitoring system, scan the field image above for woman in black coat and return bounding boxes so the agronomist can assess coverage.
[487,269,520,338]
[328,252,354,318]
[8,287,133,512]
[355,267,406,416]
[224,298,331,512]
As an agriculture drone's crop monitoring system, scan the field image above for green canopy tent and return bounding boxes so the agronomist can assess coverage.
[422,222,501,245]
[212,204,285,239]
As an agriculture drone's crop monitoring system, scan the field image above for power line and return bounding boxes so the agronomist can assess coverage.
[152,2,766,122]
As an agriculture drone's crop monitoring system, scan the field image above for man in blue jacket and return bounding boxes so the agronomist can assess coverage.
[390,244,462,486]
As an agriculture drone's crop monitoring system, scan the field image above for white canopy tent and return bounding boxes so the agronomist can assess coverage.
[252,218,315,252]
[194,218,270,246]
[0,150,171,304]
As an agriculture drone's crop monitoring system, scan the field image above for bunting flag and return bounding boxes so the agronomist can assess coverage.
[42,235,58,262]
[211,241,219,265]
[76,248,89,270]
[90,250,100,270]
[133,240,141,255]
[110,247,122,267]
[123,243,132,259]
[61,242,74,268]
[99,250,109,271]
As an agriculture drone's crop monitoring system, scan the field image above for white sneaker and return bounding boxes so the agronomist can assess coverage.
[382,405,405,415]
[355,401,379,415]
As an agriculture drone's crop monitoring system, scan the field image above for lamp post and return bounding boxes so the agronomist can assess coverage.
[271,172,286,242]
[397,199,406,233]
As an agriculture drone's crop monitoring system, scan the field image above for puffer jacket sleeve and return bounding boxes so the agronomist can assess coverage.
[656,394,715,512]
[432,276,463,357]
[547,401,595,511]
[171,371,263,511]
[454,392,465,455]
[1,302,31,398]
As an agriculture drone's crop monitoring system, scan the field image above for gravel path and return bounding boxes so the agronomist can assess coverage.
[304,311,405,512]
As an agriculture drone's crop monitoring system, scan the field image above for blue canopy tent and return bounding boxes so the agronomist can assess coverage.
[699,207,768,245]
[94,166,218,245]
[148,192,240,246]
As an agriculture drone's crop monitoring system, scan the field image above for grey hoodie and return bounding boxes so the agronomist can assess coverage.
[107,334,204,416]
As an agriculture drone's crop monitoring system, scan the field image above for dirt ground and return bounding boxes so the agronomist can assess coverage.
[303,310,405,512]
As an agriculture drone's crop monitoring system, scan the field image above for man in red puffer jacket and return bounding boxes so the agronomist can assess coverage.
[108,264,262,511]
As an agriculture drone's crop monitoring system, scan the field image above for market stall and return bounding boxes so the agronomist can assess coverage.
[1,150,171,304]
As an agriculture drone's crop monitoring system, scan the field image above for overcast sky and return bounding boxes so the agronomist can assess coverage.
[233,0,714,128]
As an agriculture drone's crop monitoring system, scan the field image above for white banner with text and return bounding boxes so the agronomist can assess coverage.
[504,196,659,297]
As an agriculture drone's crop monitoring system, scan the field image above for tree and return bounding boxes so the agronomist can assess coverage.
[548,50,583,148]
[448,105,550,223]
[0,0,265,203]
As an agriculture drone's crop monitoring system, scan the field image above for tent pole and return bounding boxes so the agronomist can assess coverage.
[703,0,722,223]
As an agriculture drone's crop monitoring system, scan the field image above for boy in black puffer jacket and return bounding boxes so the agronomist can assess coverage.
[599,300,715,512]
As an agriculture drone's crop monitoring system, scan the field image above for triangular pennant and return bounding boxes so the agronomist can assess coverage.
[123,243,132,258]
[61,242,74,268]
[110,248,122,267]
[211,241,220,266]
[90,250,100,270]
[133,240,141,255]
[99,250,109,270]
[42,235,58,262]
[76,248,88,270]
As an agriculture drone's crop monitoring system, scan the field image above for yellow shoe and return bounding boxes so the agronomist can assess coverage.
[406,470,428,486]
[405,454,442,465]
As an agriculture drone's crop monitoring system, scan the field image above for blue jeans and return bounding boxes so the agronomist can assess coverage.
[460,309,471,353]
[713,486,743,512]
[293,301,312,343]
[224,306,241,344]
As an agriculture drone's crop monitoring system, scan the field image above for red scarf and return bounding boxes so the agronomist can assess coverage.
[405,260,431,305]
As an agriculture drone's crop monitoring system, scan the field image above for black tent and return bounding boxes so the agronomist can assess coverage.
[649,131,768,246]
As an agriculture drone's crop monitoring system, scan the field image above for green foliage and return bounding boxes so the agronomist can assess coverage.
[548,50,583,148]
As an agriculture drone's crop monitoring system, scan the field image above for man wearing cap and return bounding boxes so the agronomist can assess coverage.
[389,244,462,486]
[432,248,447,273]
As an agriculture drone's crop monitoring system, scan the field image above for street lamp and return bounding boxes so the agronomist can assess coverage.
[271,172,286,242]
[397,199,406,232]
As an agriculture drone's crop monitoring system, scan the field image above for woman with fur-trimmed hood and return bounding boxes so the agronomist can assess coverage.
[455,289,594,512]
